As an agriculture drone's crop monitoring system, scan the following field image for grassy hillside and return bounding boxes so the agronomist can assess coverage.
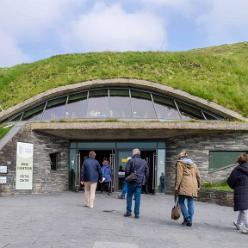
[0,42,248,117]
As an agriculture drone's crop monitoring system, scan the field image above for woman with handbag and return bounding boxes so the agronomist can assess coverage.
[175,150,201,227]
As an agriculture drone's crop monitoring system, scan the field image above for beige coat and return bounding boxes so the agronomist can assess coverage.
[175,161,201,197]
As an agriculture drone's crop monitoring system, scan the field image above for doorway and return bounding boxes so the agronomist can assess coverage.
[141,150,156,194]
[117,150,156,194]
[79,150,113,191]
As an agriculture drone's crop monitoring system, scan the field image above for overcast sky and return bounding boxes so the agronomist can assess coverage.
[0,0,248,67]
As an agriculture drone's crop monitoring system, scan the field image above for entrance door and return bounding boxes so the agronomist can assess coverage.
[142,150,157,194]
[79,150,113,191]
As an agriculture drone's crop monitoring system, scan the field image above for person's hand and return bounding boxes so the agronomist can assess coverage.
[175,189,179,195]
[80,181,84,185]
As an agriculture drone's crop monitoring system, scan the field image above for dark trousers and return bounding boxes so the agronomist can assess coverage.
[101,182,111,193]
[126,183,142,216]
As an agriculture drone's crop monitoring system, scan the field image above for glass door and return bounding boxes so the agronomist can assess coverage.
[109,150,116,192]
[118,150,132,191]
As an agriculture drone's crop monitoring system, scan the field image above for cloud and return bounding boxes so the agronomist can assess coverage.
[197,0,248,43]
[0,30,29,67]
[61,3,166,52]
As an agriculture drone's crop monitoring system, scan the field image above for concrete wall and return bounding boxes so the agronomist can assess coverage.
[165,131,248,193]
[0,127,69,196]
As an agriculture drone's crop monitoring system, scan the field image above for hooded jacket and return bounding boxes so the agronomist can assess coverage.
[175,157,201,198]
[227,162,248,211]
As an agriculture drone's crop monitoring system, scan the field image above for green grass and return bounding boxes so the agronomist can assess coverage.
[0,42,248,117]
[203,181,233,192]
[0,126,11,139]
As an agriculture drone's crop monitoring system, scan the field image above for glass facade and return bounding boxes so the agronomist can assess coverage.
[7,86,224,122]
[69,141,166,193]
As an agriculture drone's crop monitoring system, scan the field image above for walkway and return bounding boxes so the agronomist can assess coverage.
[0,192,246,248]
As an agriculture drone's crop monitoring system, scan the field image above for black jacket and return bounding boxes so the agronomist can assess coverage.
[81,157,102,183]
[126,155,149,186]
[227,162,248,211]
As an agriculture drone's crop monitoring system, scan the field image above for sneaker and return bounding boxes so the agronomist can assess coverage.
[240,225,248,234]
[134,215,140,219]
[186,222,192,227]
[233,221,242,230]
[124,212,132,217]
[182,219,187,225]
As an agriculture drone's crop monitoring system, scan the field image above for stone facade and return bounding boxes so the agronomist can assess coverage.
[165,131,248,193]
[0,126,69,196]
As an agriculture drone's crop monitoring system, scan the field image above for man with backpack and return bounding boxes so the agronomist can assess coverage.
[124,148,149,219]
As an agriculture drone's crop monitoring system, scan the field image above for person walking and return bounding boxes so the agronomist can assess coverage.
[101,159,112,194]
[175,150,201,227]
[227,153,248,234]
[80,151,103,208]
[124,149,149,219]
[118,157,131,199]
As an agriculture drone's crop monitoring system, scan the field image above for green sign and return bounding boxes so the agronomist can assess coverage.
[16,142,33,190]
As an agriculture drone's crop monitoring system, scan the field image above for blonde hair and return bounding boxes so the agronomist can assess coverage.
[177,150,188,159]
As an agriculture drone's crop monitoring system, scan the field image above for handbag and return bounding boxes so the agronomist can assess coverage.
[125,172,137,183]
[171,194,181,220]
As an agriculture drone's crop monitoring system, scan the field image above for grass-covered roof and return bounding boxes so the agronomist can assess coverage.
[0,42,247,117]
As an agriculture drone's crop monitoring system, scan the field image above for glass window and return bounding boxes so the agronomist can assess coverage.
[46,96,67,109]
[23,103,45,120]
[89,89,108,98]
[109,89,131,118]
[87,97,110,118]
[153,95,181,120]
[110,88,129,97]
[131,90,156,119]
[65,100,87,119]
[176,100,204,120]
[68,91,87,103]
[203,111,221,120]
[42,105,66,120]
[209,151,248,171]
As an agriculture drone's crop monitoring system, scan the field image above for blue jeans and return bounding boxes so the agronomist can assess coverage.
[178,195,194,223]
[126,183,141,216]
[120,181,128,197]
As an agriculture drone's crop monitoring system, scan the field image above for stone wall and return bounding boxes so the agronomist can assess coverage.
[0,126,69,195]
[199,189,233,207]
[165,131,248,193]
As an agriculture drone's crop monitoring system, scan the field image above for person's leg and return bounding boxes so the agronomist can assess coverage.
[134,186,142,218]
[89,182,97,208]
[237,211,244,225]
[84,182,90,207]
[125,183,134,216]
[178,195,190,223]
[187,197,195,224]
[244,210,248,228]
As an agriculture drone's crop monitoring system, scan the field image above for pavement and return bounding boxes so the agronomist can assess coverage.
[0,192,247,248]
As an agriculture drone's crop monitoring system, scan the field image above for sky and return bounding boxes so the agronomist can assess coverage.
[0,0,248,67]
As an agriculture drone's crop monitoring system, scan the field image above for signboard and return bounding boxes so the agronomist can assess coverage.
[16,142,33,190]
[0,165,7,174]
[0,176,7,184]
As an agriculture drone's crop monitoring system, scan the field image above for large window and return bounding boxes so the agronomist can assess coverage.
[6,87,225,122]
[209,151,248,171]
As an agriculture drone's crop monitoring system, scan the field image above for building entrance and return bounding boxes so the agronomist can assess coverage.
[78,150,114,191]
[69,141,166,194]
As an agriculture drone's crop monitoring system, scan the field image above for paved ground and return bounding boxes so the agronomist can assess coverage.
[0,192,247,248]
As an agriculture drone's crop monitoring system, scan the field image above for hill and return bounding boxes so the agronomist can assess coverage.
[0,42,248,117]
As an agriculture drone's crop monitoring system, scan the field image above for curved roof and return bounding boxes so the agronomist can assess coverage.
[0,79,245,122]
